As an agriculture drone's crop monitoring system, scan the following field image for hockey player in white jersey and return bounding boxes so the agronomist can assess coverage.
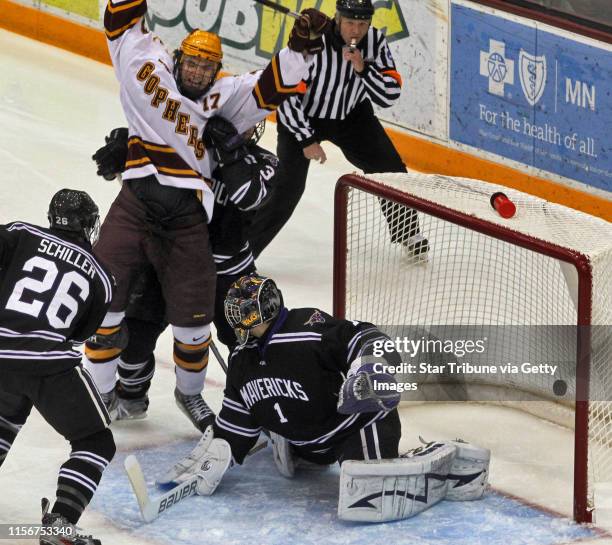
[85,0,331,430]
[158,274,491,522]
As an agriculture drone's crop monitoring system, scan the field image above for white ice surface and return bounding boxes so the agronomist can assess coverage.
[0,28,610,545]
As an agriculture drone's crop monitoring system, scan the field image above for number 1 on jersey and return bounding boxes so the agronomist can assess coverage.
[273,402,288,423]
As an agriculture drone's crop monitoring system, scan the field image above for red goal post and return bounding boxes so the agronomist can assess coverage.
[333,172,612,523]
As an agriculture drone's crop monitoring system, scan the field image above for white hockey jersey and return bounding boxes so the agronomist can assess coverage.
[104,0,309,220]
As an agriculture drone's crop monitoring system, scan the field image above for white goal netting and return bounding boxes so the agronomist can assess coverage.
[335,172,612,521]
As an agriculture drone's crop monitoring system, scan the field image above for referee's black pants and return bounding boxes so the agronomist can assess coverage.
[249,101,418,257]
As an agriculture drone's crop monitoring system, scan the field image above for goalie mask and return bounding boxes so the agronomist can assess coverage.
[48,188,100,245]
[224,274,283,345]
[174,30,223,100]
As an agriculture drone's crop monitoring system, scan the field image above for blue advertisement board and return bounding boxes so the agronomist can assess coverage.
[450,3,612,193]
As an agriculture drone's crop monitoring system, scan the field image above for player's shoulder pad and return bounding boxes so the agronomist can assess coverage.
[230,339,258,358]
[5,220,34,230]
[290,307,335,329]
[209,73,242,97]
[248,145,279,165]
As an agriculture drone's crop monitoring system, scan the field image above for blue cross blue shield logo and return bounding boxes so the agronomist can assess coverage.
[519,50,547,106]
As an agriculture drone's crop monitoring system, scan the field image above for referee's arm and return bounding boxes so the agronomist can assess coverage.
[278,94,318,148]
[357,32,402,107]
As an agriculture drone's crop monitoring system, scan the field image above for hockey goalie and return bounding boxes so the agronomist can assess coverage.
[159,274,490,522]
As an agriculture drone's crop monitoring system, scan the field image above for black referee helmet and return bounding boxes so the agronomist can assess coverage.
[336,0,374,20]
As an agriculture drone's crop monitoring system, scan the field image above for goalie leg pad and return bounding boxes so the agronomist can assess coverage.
[270,432,295,478]
[446,440,490,501]
[338,442,456,522]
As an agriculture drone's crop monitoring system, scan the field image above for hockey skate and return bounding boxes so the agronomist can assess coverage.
[174,388,215,432]
[40,498,101,545]
[116,395,148,420]
[100,389,119,421]
[101,386,149,421]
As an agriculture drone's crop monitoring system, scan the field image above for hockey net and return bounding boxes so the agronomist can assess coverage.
[333,172,612,523]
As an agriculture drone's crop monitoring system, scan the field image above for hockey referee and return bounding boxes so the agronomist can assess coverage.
[249,0,428,259]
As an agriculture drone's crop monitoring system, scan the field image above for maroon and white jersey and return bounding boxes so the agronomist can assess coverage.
[104,0,311,220]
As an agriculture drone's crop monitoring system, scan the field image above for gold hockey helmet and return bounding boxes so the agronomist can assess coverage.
[179,30,223,63]
[174,30,223,99]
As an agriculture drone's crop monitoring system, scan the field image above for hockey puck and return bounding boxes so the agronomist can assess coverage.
[490,192,516,218]
[553,379,568,396]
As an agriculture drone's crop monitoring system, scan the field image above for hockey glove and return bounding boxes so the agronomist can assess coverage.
[287,8,331,54]
[337,358,400,414]
[92,127,129,181]
[159,425,216,485]
[202,116,249,166]
[195,436,232,496]
[158,425,231,496]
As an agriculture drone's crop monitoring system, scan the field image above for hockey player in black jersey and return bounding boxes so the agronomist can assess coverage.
[210,273,402,463]
[160,274,491,522]
[0,189,116,544]
[89,118,277,428]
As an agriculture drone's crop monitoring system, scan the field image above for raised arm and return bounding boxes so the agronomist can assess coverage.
[355,30,402,108]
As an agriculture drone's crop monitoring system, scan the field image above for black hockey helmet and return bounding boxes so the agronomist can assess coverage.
[48,188,100,244]
[336,0,374,20]
[224,273,283,345]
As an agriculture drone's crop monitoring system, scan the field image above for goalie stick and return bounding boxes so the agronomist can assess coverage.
[125,440,269,521]
[124,454,199,522]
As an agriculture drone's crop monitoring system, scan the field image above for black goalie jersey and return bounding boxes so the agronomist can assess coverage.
[0,222,114,374]
[213,307,399,463]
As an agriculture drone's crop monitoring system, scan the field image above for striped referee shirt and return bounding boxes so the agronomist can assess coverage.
[277,25,402,145]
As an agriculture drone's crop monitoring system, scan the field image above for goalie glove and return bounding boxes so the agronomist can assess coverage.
[160,426,231,496]
[158,426,216,485]
[158,425,231,496]
[337,358,401,414]
[202,116,248,166]
[92,127,128,181]
[195,437,232,496]
[287,8,331,54]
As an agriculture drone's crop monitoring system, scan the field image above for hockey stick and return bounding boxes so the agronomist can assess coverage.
[124,455,199,522]
[210,339,228,374]
[125,440,269,522]
[253,0,299,18]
